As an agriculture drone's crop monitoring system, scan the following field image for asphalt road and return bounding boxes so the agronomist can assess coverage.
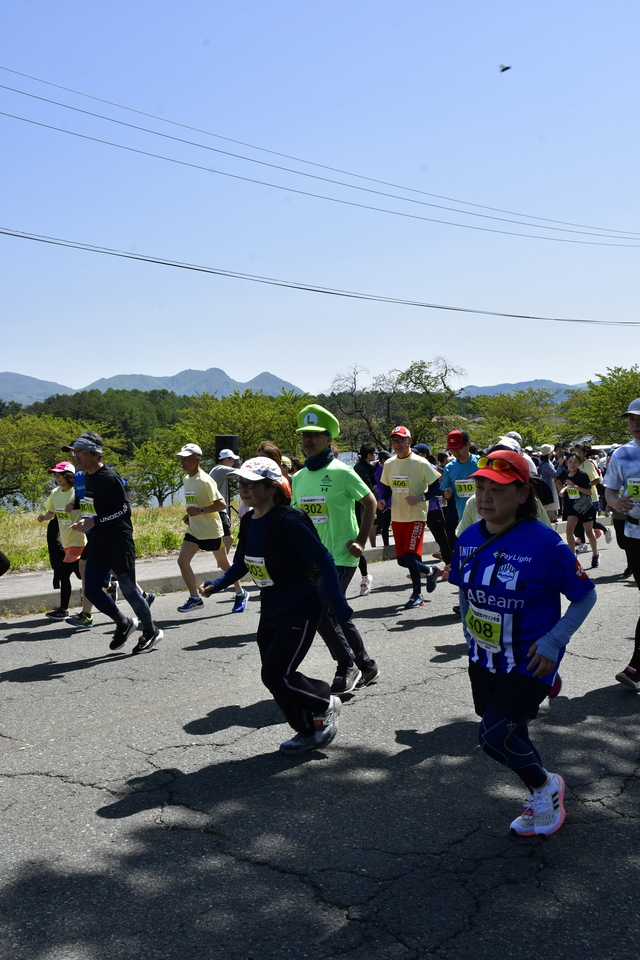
[1,539,640,960]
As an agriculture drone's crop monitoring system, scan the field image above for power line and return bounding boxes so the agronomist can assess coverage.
[2,80,638,242]
[3,108,640,250]
[1,62,637,239]
[1,225,638,327]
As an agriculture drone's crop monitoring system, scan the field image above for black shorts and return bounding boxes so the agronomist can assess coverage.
[468,660,550,724]
[219,510,231,538]
[183,532,222,552]
[86,535,136,576]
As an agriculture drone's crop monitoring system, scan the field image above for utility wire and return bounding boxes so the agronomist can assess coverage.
[1,225,637,327]
[1,62,637,238]
[3,109,640,250]
[2,81,638,241]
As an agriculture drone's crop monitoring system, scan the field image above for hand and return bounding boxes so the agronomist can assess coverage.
[182,513,190,525]
[526,643,556,677]
[65,501,75,513]
[37,514,47,523]
[333,601,354,623]
[346,539,364,559]
[616,495,635,513]
[71,517,95,533]
[442,488,452,499]
[377,499,386,511]
[405,495,421,506]
[199,581,215,597]
[186,505,202,517]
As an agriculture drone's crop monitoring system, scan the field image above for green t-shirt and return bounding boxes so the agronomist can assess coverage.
[291,459,370,567]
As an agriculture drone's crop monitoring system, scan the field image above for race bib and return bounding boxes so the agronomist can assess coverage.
[566,487,579,499]
[391,475,410,495]
[299,496,328,523]
[245,556,274,588]
[465,600,502,652]
[627,478,640,499]
[55,510,71,525]
[455,479,475,498]
[185,492,197,506]
[80,497,95,517]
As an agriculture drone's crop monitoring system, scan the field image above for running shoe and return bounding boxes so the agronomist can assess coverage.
[452,604,461,616]
[425,567,438,594]
[604,527,613,544]
[359,574,373,596]
[510,774,566,836]
[355,660,380,688]
[232,589,249,613]
[313,695,342,748]
[142,591,156,606]
[405,594,424,608]
[576,544,590,554]
[547,674,562,698]
[615,666,640,691]
[109,617,139,651]
[177,596,204,612]
[132,627,164,653]
[67,612,93,629]
[431,552,443,560]
[330,663,362,695]
[590,554,600,568]
[279,732,317,755]
[46,608,69,620]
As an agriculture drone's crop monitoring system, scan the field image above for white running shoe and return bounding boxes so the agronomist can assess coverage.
[576,544,590,554]
[313,695,342,748]
[359,574,373,596]
[510,774,566,836]
[604,527,613,544]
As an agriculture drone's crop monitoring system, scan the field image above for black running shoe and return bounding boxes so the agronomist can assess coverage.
[356,661,380,688]
[109,617,139,651]
[133,627,163,653]
[330,663,362,695]
[46,608,69,620]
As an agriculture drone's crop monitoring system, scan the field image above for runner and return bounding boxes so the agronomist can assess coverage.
[209,448,239,553]
[560,454,599,566]
[353,442,377,595]
[37,461,84,619]
[440,430,480,537]
[378,426,440,608]
[176,443,247,613]
[449,449,596,836]
[199,457,348,755]
[372,450,392,547]
[291,404,379,694]
[68,436,162,654]
[603,398,640,689]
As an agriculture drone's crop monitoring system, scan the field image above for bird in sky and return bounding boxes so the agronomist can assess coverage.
[500,65,511,72]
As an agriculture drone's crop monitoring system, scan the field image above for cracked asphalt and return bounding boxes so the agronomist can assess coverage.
[1,542,640,960]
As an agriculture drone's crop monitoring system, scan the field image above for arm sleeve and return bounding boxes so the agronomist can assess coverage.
[533,589,597,662]
[281,515,353,621]
[426,478,442,500]
[319,554,353,622]
[379,483,392,501]
[202,541,248,592]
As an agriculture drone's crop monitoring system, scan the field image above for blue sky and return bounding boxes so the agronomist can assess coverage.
[1,1,639,395]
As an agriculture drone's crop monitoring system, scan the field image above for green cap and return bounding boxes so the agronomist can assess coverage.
[296,404,340,438]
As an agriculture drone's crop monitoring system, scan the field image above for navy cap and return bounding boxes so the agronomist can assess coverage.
[622,397,640,417]
[412,443,431,456]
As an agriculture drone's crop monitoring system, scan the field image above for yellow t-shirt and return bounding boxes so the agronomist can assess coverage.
[44,485,85,549]
[455,493,552,536]
[581,459,600,502]
[184,469,224,540]
[380,453,439,523]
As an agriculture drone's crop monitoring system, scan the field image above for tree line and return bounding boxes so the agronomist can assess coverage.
[1,363,639,510]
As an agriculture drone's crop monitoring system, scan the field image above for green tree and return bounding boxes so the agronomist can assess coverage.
[562,366,640,443]
[128,430,186,507]
[467,388,565,448]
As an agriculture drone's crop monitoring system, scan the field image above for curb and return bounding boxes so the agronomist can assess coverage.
[0,517,604,619]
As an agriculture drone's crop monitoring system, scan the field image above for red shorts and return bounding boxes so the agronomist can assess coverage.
[392,521,425,558]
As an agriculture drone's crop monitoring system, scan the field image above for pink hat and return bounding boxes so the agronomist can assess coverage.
[49,461,75,474]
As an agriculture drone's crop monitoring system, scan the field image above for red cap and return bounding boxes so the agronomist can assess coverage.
[446,430,466,450]
[470,450,530,485]
[390,425,412,439]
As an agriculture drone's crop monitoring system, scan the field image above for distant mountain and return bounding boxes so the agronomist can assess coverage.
[0,368,303,403]
[461,379,588,402]
[81,368,303,396]
[0,372,74,405]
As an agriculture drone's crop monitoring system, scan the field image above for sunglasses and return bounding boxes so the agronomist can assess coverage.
[477,457,527,483]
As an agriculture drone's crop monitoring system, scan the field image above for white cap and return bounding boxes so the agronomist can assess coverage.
[176,443,202,457]
[231,456,284,483]
[218,448,238,460]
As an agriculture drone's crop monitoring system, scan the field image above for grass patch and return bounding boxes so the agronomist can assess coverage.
[0,503,238,573]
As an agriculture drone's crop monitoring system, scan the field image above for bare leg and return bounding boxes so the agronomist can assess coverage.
[584,521,598,557]
[178,540,200,596]
[566,516,577,553]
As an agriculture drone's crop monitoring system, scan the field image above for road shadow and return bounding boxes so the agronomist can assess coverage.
[183,699,282,735]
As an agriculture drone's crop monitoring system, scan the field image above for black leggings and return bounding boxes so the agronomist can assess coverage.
[426,508,453,564]
[256,614,330,735]
[84,563,153,628]
[59,559,81,610]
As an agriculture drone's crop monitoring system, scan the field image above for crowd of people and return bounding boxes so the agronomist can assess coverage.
[9,395,640,837]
